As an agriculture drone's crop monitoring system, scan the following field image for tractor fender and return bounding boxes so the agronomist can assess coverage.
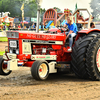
[78,28,100,34]
[75,29,100,41]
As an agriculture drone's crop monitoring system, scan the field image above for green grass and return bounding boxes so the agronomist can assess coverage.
[0,37,8,42]
[0,51,5,55]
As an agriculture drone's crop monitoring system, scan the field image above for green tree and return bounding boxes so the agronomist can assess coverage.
[0,0,37,17]
[90,0,100,21]
[40,8,46,22]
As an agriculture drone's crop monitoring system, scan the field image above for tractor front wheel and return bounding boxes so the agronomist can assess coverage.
[0,57,12,76]
[31,60,49,80]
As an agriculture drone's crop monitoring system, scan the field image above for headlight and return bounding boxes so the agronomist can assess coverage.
[10,41,17,48]
[16,49,19,54]
[10,49,12,53]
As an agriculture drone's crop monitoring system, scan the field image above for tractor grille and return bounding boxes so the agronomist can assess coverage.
[9,39,19,54]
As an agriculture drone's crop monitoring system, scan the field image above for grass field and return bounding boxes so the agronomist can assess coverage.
[0,37,7,55]
[0,37,8,42]
[0,51,5,55]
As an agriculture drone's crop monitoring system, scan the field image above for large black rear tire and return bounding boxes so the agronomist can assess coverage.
[86,36,100,80]
[71,33,99,79]
[0,57,12,76]
[31,60,49,81]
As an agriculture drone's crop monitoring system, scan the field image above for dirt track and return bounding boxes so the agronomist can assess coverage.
[0,42,7,51]
[1,68,100,100]
[0,42,100,100]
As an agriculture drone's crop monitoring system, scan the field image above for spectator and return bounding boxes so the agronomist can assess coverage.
[13,24,15,29]
[31,23,35,29]
[15,24,19,30]
[24,26,27,29]
[90,22,95,28]
[41,22,44,31]
[18,24,21,29]
[4,25,6,30]
[29,25,32,30]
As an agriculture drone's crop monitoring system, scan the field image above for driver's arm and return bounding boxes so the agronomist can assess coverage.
[62,24,68,31]
[64,24,67,28]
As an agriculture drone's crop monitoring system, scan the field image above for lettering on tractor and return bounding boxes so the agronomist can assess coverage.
[1,9,100,81]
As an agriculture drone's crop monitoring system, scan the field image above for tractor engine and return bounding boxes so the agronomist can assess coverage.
[32,44,54,55]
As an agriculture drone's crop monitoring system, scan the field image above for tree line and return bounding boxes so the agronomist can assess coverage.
[0,0,99,21]
[90,0,100,21]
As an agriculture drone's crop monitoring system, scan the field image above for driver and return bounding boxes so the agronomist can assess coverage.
[64,16,78,51]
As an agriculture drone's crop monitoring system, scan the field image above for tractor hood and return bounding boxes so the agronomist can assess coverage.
[7,31,66,41]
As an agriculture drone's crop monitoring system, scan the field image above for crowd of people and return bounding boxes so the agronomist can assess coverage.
[0,22,37,31]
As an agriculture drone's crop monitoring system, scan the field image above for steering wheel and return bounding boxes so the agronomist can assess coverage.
[57,26,68,32]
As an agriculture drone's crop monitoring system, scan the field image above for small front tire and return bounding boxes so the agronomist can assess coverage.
[0,57,12,76]
[31,60,49,81]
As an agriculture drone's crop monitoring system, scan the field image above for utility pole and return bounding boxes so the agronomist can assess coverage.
[36,0,42,33]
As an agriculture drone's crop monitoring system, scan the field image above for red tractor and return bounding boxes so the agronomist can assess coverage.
[0,9,100,81]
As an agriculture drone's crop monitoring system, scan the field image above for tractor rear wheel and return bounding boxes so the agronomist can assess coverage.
[0,57,12,76]
[31,60,49,81]
[71,33,100,79]
[86,36,100,80]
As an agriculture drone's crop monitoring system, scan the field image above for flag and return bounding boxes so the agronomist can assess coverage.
[21,3,24,27]
[75,3,77,23]
[75,3,77,10]
[21,3,24,11]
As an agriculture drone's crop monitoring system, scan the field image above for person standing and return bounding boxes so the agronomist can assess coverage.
[90,22,95,28]
[18,24,21,30]
[32,23,35,28]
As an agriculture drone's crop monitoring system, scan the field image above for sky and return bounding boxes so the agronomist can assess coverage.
[41,0,92,18]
